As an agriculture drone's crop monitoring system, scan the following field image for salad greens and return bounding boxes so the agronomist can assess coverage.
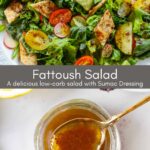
[0,0,9,6]
[0,0,150,65]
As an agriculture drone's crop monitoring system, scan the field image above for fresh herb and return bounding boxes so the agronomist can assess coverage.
[134,39,150,57]
[12,44,19,59]
[0,24,5,31]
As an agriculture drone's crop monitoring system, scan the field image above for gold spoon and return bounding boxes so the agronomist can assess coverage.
[50,96,150,150]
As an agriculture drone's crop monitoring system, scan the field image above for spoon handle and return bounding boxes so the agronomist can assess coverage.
[105,96,150,127]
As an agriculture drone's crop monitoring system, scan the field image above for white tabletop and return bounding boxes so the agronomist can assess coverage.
[0,89,150,150]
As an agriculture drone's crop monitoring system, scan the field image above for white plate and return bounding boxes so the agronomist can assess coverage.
[0,31,19,65]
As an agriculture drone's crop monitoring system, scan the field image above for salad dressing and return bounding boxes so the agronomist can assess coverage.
[50,120,102,150]
[43,108,110,150]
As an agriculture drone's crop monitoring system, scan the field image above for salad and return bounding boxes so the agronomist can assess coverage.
[0,0,150,65]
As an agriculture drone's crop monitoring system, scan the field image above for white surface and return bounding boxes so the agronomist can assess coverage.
[0,89,150,150]
[0,31,19,65]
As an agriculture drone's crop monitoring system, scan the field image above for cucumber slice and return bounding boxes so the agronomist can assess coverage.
[71,16,86,27]
[115,22,133,55]
[75,0,94,11]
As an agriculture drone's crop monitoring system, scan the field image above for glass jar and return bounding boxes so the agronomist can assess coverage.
[34,99,121,150]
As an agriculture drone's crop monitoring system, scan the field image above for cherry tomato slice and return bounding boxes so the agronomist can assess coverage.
[54,23,70,38]
[132,36,136,49]
[40,15,43,22]
[49,9,72,26]
[75,56,94,65]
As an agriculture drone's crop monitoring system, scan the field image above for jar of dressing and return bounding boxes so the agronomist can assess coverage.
[34,99,121,150]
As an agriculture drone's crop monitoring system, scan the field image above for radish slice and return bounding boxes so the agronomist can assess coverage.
[54,23,70,38]
[3,32,17,49]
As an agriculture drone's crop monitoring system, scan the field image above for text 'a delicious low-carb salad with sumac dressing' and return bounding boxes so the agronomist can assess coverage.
[0,0,150,65]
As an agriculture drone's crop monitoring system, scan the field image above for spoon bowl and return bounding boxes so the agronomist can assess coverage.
[50,118,107,150]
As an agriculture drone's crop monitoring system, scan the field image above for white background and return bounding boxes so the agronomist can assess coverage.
[0,89,150,150]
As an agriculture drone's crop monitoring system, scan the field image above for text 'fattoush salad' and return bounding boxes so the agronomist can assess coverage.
[0,0,150,65]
